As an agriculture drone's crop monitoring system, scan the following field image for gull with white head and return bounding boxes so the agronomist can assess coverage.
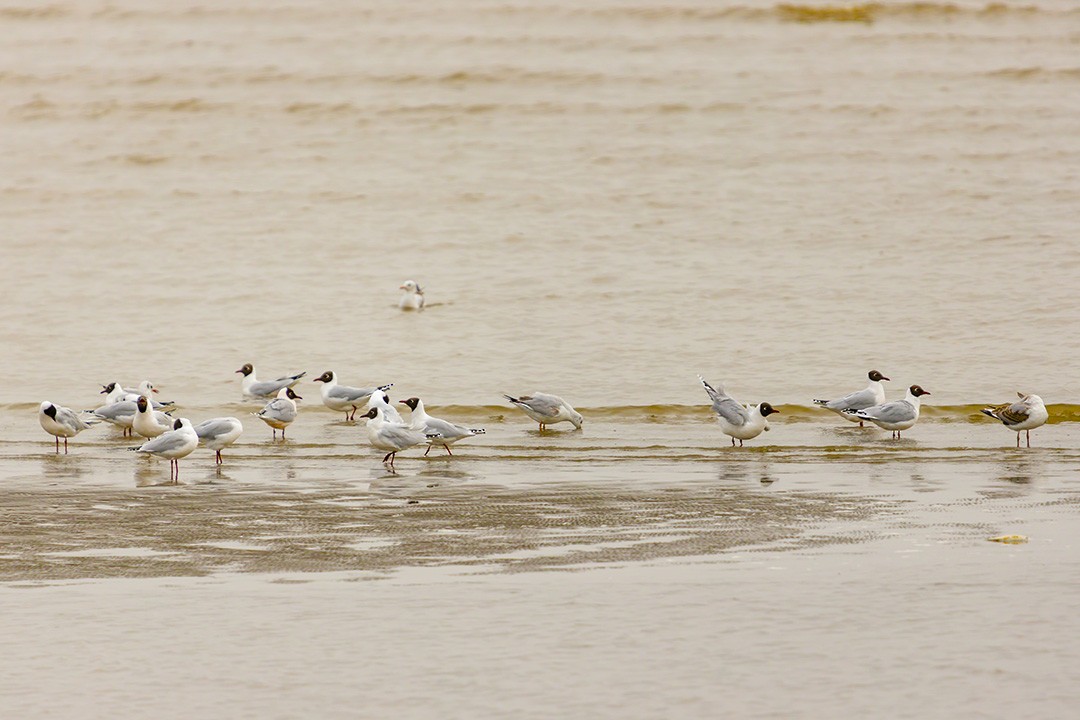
[398,280,425,311]
[39,401,98,454]
[503,392,583,431]
[982,393,1048,448]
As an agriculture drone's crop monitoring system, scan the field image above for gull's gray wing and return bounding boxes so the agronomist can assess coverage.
[54,406,90,432]
[258,399,296,422]
[93,401,137,421]
[381,423,427,449]
[515,394,562,417]
[328,385,377,403]
[699,376,750,426]
[139,430,189,454]
[857,400,915,424]
[424,417,471,442]
[822,386,878,412]
[195,417,242,440]
[249,379,291,397]
[711,397,751,427]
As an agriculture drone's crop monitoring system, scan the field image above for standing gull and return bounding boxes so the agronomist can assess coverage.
[850,385,931,439]
[502,392,583,431]
[39,401,97,454]
[194,417,244,464]
[134,418,199,483]
[400,397,486,456]
[236,363,306,399]
[698,376,779,447]
[132,395,174,441]
[813,370,890,427]
[982,393,1048,448]
[361,406,433,467]
[255,387,301,439]
[398,280,425,311]
[313,370,393,421]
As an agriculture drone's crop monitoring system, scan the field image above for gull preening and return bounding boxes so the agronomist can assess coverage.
[255,387,301,439]
[194,417,244,464]
[982,393,1048,448]
[503,392,583,431]
[813,370,890,427]
[132,395,175,441]
[366,390,404,424]
[313,370,393,421]
[39,401,97,453]
[698,376,779,447]
[398,280,425,311]
[362,406,434,467]
[399,396,485,456]
[134,418,199,483]
[236,363,306,399]
[849,385,931,438]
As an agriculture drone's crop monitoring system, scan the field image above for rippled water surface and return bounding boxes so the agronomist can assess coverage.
[3,0,1080,718]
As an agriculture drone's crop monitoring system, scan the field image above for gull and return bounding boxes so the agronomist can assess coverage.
[698,376,779,447]
[502,392,583,430]
[254,387,301,439]
[361,406,434,467]
[813,370,890,426]
[39,401,98,454]
[132,395,174,441]
[313,370,393,421]
[90,401,137,435]
[365,389,404,423]
[981,393,1048,448]
[134,418,199,483]
[849,385,931,438]
[236,363,306,399]
[399,397,486,456]
[100,381,173,409]
[399,280,425,311]
[193,417,244,464]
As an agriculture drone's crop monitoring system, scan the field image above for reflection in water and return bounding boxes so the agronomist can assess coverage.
[39,454,88,481]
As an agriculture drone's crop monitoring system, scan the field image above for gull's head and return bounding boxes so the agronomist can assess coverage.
[1018,392,1044,407]
[363,407,380,420]
[910,385,931,397]
[286,387,302,401]
[100,382,116,395]
[868,370,890,382]
[399,397,420,411]
[138,380,158,394]
[236,363,254,377]
[41,402,57,418]
[314,371,335,384]
[569,410,584,430]
[136,396,149,413]
[400,280,422,294]
[173,418,184,430]
[759,402,780,417]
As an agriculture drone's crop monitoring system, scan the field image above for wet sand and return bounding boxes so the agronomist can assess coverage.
[4,408,1080,717]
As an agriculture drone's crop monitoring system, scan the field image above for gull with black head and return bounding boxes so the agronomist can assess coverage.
[698,376,779,447]
[813,370,890,427]
[255,387,301,439]
[400,397,485,456]
[236,363,306,400]
[314,370,393,421]
[849,385,931,439]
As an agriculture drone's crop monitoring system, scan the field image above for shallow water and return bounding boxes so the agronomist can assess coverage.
[3,1,1080,717]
